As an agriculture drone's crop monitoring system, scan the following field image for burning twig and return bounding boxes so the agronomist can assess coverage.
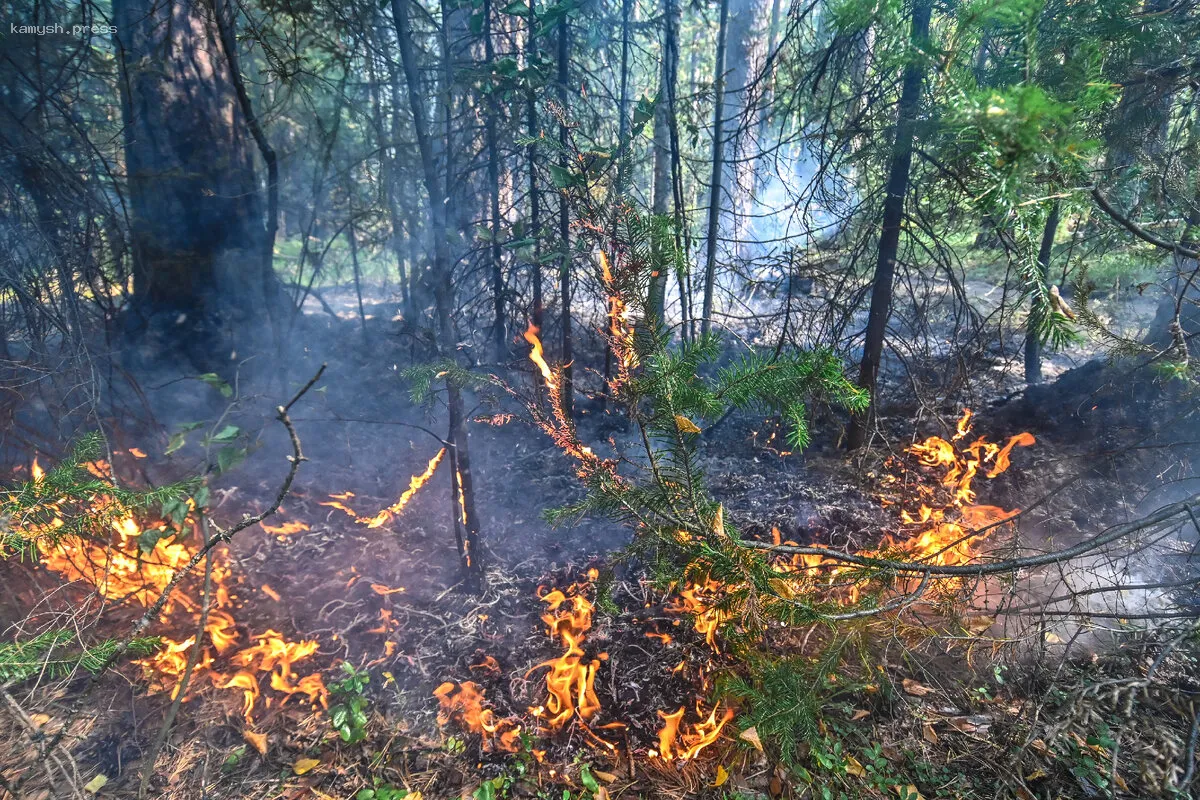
[357,447,447,528]
[137,511,217,798]
[742,493,1200,578]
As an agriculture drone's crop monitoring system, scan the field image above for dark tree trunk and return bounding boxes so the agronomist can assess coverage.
[484,0,506,361]
[114,0,280,358]
[557,11,574,419]
[392,0,484,591]
[1024,201,1061,384]
[527,1,543,330]
[699,0,730,339]
[614,0,633,198]
[845,0,932,450]
[648,0,680,327]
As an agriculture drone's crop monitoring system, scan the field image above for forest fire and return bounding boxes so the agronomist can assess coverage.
[755,409,1038,605]
[527,579,603,731]
[24,457,328,727]
[434,681,522,753]
[652,702,735,761]
[882,409,1034,568]
[319,448,447,528]
[359,447,446,528]
[665,579,731,653]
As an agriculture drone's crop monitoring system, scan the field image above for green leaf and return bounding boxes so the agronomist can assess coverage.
[210,425,240,443]
[548,164,577,189]
[631,93,657,136]
[138,526,167,554]
[330,705,348,729]
[580,764,599,793]
[501,0,530,15]
[198,373,233,398]
[162,496,190,525]
[215,446,245,474]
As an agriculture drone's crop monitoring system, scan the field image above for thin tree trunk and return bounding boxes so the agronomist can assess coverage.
[369,29,412,314]
[557,11,574,418]
[391,0,483,590]
[526,0,543,330]
[1024,200,1060,384]
[484,0,506,360]
[602,0,633,407]
[348,218,367,340]
[649,0,680,327]
[700,0,730,339]
[614,0,633,197]
[845,0,932,450]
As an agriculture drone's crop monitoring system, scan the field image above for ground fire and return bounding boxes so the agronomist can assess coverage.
[26,457,328,728]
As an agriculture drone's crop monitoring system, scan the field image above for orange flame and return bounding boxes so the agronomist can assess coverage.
[654,702,734,760]
[597,251,638,384]
[666,580,731,652]
[528,586,602,730]
[24,456,326,722]
[260,519,310,537]
[434,681,521,752]
[523,324,558,393]
[670,410,1037,635]
[359,448,446,528]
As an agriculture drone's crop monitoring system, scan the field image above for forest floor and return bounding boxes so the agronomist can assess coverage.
[1,273,1196,800]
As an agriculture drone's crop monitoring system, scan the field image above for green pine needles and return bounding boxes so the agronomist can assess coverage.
[0,434,192,686]
[0,432,193,559]
[0,629,161,684]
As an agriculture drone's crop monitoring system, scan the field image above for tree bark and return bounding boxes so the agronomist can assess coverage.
[700,0,730,339]
[1024,200,1060,384]
[114,0,280,359]
[484,0,507,361]
[557,11,574,418]
[527,0,544,331]
[649,0,681,327]
[845,0,932,450]
[391,0,483,590]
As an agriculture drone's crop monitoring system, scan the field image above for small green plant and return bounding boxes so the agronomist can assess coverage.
[471,733,544,800]
[328,663,371,744]
[356,782,411,800]
[1058,723,1116,793]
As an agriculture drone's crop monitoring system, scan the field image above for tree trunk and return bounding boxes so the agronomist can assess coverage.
[614,0,633,198]
[114,0,280,360]
[648,0,680,327]
[484,0,506,361]
[392,0,483,591]
[1024,201,1061,384]
[367,26,413,315]
[845,0,932,450]
[699,0,731,339]
[527,0,544,331]
[557,11,574,418]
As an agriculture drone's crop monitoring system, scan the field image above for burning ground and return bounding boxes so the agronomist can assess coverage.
[1,332,1198,800]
